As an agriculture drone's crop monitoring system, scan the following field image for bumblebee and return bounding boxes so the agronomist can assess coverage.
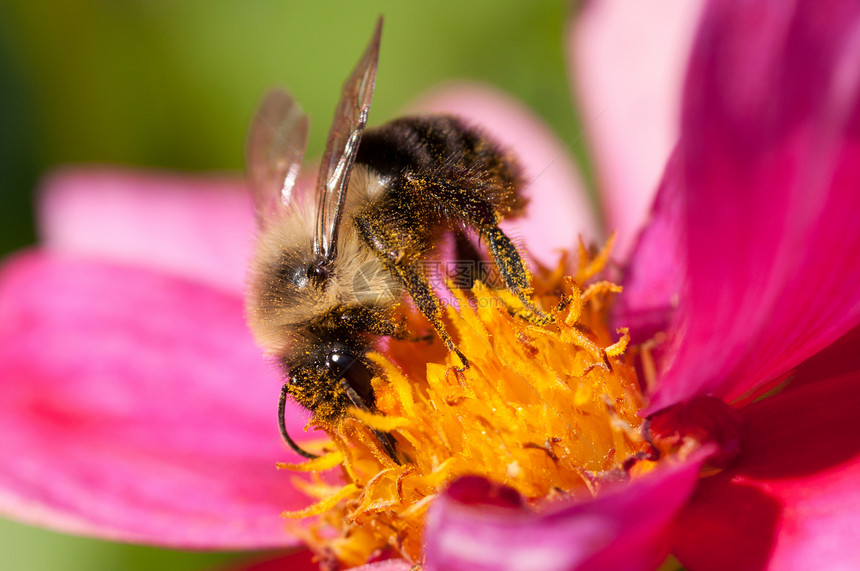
[245,18,546,460]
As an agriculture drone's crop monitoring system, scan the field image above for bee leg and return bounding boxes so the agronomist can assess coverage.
[391,260,469,370]
[418,177,547,325]
[486,226,551,325]
[390,315,433,343]
[279,383,319,459]
[354,212,469,369]
[372,428,401,464]
[339,379,401,464]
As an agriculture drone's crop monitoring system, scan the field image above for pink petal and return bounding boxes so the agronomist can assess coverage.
[423,459,703,571]
[647,397,743,472]
[649,0,860,409]
[39,168,256,295]
[790,323,860,388]
[350,561,413,571]
[223,550,411,571]
[672,371,860,571]
[612,150,686,346]
[0,252,318,548]
[571,0,703,257]
[410,83,597,267]
[218,551,316,571]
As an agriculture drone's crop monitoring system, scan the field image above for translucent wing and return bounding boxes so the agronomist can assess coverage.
[246,88,309,227]
[314,17,383,261]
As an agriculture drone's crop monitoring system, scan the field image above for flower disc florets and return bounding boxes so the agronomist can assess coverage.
[280,243,651,567]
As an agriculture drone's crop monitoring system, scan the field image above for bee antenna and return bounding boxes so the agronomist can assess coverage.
[279,383,319,459]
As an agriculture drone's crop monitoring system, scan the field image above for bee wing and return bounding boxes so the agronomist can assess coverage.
[314,17,382,261]
[246,88,309,227]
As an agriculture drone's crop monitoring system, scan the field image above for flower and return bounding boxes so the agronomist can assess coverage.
[277,244,653,567]
[1,1,859,571]
[413,1,860,570]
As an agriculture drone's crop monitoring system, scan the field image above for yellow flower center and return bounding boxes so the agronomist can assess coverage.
[278,240,650,567]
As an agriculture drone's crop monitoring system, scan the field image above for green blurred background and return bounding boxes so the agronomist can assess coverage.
[0,1,586,569]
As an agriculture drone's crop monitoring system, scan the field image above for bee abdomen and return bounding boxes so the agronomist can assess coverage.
[357,115,526,227]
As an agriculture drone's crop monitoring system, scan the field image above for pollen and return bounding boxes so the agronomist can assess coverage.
[281,240,649,567]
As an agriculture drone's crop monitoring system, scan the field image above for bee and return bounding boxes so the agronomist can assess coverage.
[245,17,546,461]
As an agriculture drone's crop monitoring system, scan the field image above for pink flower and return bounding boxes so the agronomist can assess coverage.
[1,1,858,570]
